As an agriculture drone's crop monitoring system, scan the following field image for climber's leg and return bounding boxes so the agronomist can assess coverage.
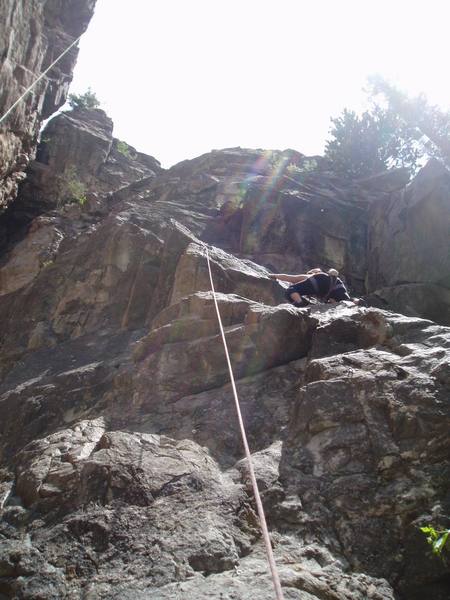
[285,285,311,307]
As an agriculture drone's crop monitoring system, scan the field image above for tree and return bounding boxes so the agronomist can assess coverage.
[368,75,450,165]
[68,88,100,111]
[324,104,423,179]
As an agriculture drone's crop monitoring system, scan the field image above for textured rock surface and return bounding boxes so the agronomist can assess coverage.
[203,153,369,293]
[1,106,450,599]
[1,296,449,598]
[0,108,162,257]
[368,160,450,323]
[32,108,162,201]
[0,0,96,213]
[1,12,450,596]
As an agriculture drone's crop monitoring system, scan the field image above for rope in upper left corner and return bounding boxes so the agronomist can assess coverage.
[0,33,83,126]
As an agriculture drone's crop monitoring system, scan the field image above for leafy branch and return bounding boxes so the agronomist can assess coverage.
[68,88,100,111]
[419,526,450,559]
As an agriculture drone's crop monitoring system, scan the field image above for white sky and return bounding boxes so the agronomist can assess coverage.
[69,0,450,168]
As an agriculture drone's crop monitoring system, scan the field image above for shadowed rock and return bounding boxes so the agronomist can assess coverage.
[0,0,97,213]
[368,160,450,323]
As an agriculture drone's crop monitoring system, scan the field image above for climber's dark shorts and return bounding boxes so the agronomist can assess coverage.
[285,280,351,303]
[285,280,315,301]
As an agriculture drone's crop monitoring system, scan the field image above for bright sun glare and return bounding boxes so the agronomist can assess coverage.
[69,0,450,167]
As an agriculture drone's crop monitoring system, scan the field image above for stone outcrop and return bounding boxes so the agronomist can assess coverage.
[0,102,449,599]
[202,153,369,293]
[34,108,162,198]
[3,108,162,230]
[0,108,162,286]
[0,0,96,213]
[367,159,450,324]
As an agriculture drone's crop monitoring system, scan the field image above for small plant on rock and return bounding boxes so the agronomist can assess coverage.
[287,158,319,176]
[57,166,87,207]
[116,140,132,158]
[420,525,450,559]
[68,88,100,110]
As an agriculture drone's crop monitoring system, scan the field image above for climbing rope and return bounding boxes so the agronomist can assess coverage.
[0,33,82,126]
[203,244,285,600]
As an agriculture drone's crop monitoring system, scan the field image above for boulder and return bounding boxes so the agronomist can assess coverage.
[169,242,283,305]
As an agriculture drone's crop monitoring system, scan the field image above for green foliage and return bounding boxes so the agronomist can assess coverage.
[57,166,87,207]
[287,158,319,176]
[116,140,132,158]
[420,526,450,559]
[324,105,422,178]
[68,88,100,110]
[368,75,450,165]
[300,158,319,172]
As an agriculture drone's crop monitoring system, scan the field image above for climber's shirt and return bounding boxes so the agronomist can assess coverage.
[286,273,350,302]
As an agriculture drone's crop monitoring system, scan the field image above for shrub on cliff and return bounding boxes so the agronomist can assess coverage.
[116,140,133,158]
[56,166,87,206]
[325,79,450,179]
[369,75,450,166]
[324,105,422,178]
[68,88,100,111]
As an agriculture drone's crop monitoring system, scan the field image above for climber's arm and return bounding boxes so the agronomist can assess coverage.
[268,273,309,283]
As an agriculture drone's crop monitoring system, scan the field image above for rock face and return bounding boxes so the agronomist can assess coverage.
[202,152,369,293]
[0,108,162,282]
[0,0,96,213]
[1,108,162,237]
[0,102,450,600]
[1,7,450,596]
[367,160,450,324]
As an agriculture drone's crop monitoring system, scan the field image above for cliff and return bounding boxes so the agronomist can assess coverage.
[367,159,450,323]
[0,0,96,213]
[0,106,449,600]
[1,4,450,599]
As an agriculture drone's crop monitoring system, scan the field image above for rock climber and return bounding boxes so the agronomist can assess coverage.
[268,267,351,307]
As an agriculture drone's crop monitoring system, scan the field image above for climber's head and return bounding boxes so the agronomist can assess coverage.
[328,268,339,277]
[307,267,322,274]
